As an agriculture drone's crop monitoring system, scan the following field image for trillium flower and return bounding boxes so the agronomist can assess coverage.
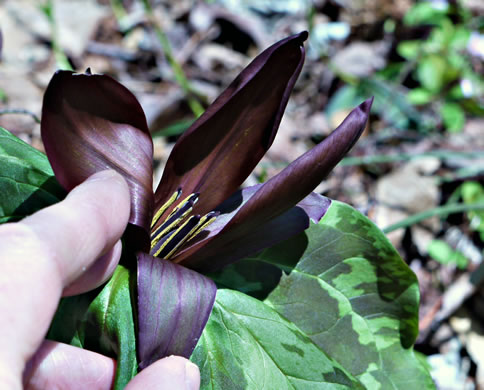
[41,32,372,370]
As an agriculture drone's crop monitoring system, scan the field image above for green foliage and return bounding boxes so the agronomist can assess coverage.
[403,2,448,26]
[194,201,434,389]
[325,79,434,132]
[397,1,483,132]
[327,2,483,134]
[152,118,194,138]
[427,239,468,269]
[440,102,466,133]
[192,290,363,389]
[140,0,204,117]
[416,55,448,94]
[0,127,65,223]
[461,181,484,240]
[39,0,72,70]
[0,88,7,103]
[407,88,433,105]
[48,265,138,390]
[208,258,284,299]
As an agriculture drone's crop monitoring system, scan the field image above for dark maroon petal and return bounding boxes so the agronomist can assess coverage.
[154,32,308,219]
[172,98,372,270]
[137,252,216,369]
[218,98,372,235]
[41,70,154,244]
[173,189,330,271]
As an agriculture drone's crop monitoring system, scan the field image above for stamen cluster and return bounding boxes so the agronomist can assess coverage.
[150,190,217,259]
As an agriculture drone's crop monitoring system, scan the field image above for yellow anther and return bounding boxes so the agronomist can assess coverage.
[150,191,215,259]
[166,194,194,219]
[150,206,193,250]
[186,214,217,243]
[163,224,202,260]
[153,216,196,258]
[151,190,180,228]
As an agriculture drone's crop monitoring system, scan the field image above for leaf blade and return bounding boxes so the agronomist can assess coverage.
[0,127,65,223]
[263,201,434,388]
[47,265,138,389]
[192,289,364,390]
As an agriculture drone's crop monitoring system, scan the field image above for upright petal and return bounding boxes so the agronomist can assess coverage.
[41,70,154,242]
[154,32,308,218]
[221,98,373,233]
[137,253,216,369]
[174,99,372,270]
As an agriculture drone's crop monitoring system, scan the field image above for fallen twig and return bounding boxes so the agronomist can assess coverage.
[0,109,41,124]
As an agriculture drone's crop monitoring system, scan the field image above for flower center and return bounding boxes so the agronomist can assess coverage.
[150,189,217,259]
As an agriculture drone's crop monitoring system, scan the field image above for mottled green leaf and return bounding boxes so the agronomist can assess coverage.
[0,126,65,223]
[208,258,287,299]
[261,201,435,389]
[48,265,137,390]
[192,289,364,389]
[207,229,315,299]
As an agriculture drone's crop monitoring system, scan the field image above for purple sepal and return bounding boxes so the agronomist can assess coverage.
[137,253,217,369]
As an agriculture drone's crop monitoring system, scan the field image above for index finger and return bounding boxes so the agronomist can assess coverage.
[22,169,131,286]
[0,170,130,387]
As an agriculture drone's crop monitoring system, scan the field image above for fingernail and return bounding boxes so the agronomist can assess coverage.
[185,360,200,390]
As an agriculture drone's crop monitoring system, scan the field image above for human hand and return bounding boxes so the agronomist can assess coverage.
[0,170,200,390]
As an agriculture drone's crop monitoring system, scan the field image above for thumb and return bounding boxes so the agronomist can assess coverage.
[125,356,200,390]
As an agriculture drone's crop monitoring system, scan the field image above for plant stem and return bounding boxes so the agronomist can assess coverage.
[382,202,484,234]
[258,150,483,173]
[40,0,72,70]
[141,0,204,117]
[110,0,128,27]
[340,150,484,167]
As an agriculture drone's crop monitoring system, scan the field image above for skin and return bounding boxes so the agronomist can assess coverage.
[0,170,200,390]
